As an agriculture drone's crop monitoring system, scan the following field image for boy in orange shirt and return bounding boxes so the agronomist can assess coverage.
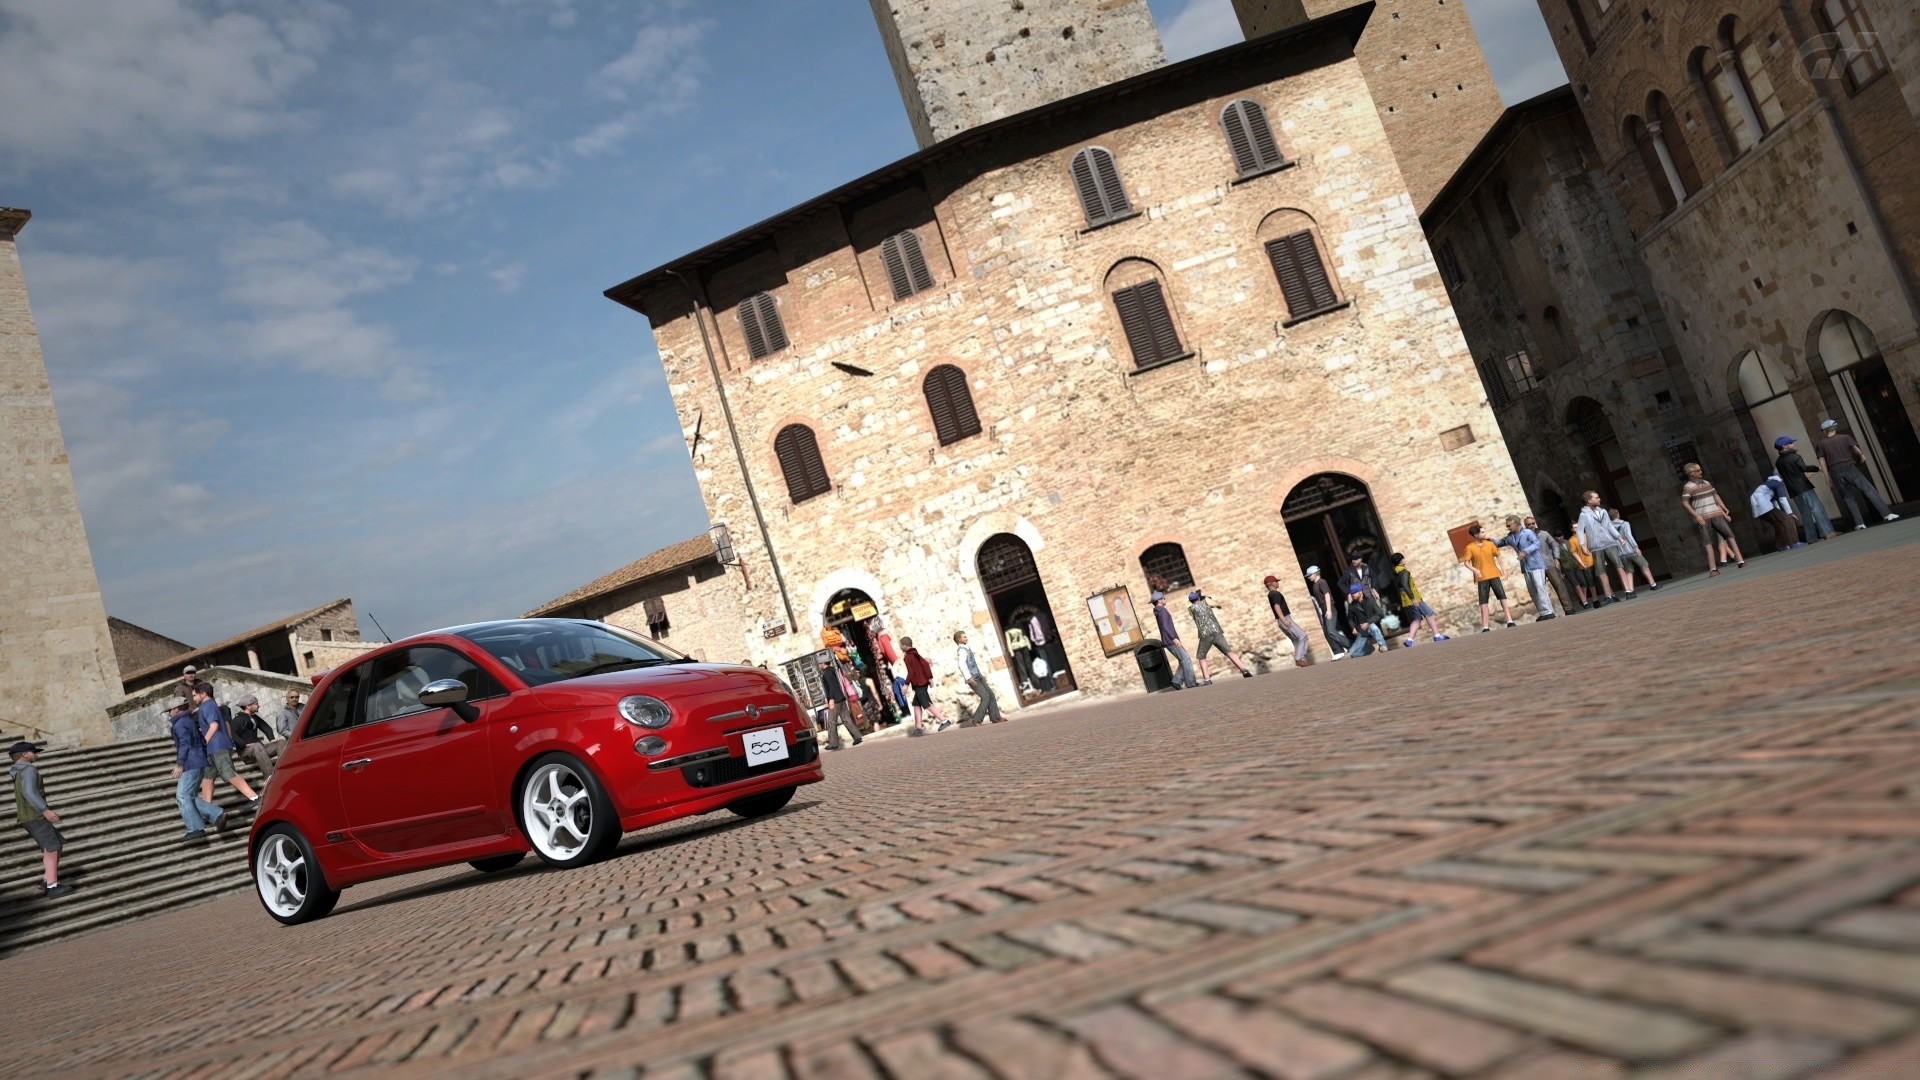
[1461,524,1518,631]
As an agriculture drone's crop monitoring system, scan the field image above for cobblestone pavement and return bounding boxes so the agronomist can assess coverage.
[8,536,1920,1078]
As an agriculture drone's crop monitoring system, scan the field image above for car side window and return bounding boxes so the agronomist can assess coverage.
[361,646,506,726]
[303,665,366,740]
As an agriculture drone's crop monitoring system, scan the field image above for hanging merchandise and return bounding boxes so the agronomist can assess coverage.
[1028,612,1048,646]
[822,626,844,649]
[1031,656,1051,679]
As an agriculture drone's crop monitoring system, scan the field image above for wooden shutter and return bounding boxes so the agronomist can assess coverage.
[880,236,912,300]
[740,296,768,359]
[1223,101,1281,176]
[740,292,785,359]
[1266,230,1338,319]
[775,425,830,503]
[1091,149,1131,217]
[925,365,980,445]
[1070,148,1130,226]
[1114,281,1183,368]
[899,231,934,294]
[880,231,933,301]
[1070,150,1106,224]
[1245,102,1281,171]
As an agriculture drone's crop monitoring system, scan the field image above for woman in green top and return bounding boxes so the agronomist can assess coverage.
[1390,552,1447,646]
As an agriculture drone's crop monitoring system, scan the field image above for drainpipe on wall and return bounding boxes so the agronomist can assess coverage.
[663,268,800,638]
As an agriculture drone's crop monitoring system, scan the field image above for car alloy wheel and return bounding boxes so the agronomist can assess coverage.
[520,755,615,867]
[252,825,340,925]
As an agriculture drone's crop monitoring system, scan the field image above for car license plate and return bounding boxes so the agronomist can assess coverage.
[743,726,789,767]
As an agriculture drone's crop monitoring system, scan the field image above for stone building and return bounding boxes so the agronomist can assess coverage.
[107,617,193,680]
[118,598,375,694]
[1539,0,1920,519]
[525,534,762,665]
[1423,86,1726,572]
[1,207,122,747]
[1232,0,1507,211]
[603,5,1532,710]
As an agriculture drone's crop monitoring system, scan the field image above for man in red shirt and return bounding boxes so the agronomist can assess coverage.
[899,637,951,736]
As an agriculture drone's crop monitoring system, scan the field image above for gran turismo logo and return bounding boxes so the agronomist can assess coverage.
[1796,32,1882,86]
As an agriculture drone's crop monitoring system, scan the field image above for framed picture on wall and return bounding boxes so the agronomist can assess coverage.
[1086,585,1141,657]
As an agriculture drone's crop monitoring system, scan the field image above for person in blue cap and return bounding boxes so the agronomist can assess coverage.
[1772,434,1834,542]
[1150,591,1198,689]
[1343,583,1392,657]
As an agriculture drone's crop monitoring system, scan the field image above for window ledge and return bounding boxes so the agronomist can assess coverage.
[1079,211,1142,235]
[1281,301,1352,329]
[1127,351,1196,376]
[1230,160,1296,186]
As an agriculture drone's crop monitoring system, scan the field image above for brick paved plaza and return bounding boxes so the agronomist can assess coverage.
[7,534,1920,1078]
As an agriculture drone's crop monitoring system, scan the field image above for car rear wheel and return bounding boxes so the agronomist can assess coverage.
[469,853,524,874]
[727,785,796,819]
[519,754,617,869]
[253,825,340,926]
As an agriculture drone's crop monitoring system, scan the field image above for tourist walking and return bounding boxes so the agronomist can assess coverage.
[1555,530,1593,610]
[1750,475,1800,552]
[276,690,304,738]
[1680,462,1744,575]
[953,631,1004,724]
[900,636,951,735]
[1534,521,1580,616]
[1343,584,1392,657]
[1577,492,1635,601]
[1817,419,1901,530]
[1774,435,1835,542]
[1305,566,1352,660]
[193,685,259,808]
[815,652,864,749]
[1187,588,1253,681]
[10,742,73,898]
[230,695,280,778]
[1262,574,1313,667]
[1499,516,1556,621]
[1150,592,1199,688]
[1462,524,1518,629]
[1608,509,1660,591]
[1388,552,1447,643]
[167,699,227,843]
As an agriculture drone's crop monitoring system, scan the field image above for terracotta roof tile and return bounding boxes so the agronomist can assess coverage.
[120,599,354,685]
[524,536,716,617]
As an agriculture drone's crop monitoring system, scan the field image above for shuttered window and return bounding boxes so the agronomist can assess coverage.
[923,364,982,446]
[1112,280,1185,369]
[1221,100,1284,177]
[1069,147,1133,227]
[879,230,935,302]
[738,291,787,359]
[1265,230,1340,321]
[642,596,670,639]
[773,425,831,504]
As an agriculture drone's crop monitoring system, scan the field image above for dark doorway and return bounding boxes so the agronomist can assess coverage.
[1817,311,1920,503]
[823,588,898,727]
[975,534,1074,705]
[1536,488,1573,539]
[1283,473,1391,635]
[1846,357,1920,501]
[1568,398,1667,579]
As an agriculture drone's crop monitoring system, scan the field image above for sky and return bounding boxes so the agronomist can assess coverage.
[1,0,1566,646]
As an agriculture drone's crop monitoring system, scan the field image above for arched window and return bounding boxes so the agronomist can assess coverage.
[1564,0,1596,53]
[738,291,787,359]
[1220,99,1285,177]
[1139,542,1195,592]
[879,229,935,302]
[1259,210,1341,322]
[1494,179,1524,236]
[1626,97,1695,215]
[1106,260,1186,370]
[1069,147,1134,228]
[1724,18,1784,135]
[1694,46,1756,156]
[922,364,982,446]
[773,425,830,504]
[1816,0,1889,93]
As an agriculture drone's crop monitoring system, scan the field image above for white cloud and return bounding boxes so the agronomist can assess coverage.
[0,0,339,166]
[496,0,576,30]
[59,378,228,554]
[573,19,706,157]
[1159,0,1242,63]
[487,262,526,294]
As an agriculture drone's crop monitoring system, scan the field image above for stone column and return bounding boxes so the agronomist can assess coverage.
[1646,121,1689,206]
[1722,50,1766,146]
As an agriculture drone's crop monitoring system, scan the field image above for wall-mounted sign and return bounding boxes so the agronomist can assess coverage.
[1086,585,1142,657]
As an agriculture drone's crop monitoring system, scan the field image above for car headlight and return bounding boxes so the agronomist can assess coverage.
[618,695,673,729]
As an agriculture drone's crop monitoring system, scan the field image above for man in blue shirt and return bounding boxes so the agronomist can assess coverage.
[1150,592,1198,689]
[193,685,259,809]
[1500,515,1556,621]
[169,698,227,843]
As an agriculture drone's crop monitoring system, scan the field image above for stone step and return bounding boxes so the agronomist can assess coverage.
[0,831,251,915]
[0,854,256,957]
[0,802,258,894]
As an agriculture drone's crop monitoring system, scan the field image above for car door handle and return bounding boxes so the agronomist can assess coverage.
[342,758,372,772]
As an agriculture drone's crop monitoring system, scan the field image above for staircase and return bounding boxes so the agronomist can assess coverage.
[0,737,265,957]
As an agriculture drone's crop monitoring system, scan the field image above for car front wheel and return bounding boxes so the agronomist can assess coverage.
[727,785,796,819]
[519,754,617,869]
[253,825,340,926]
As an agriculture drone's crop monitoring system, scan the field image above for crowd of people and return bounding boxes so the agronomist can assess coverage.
[163,666,301,845]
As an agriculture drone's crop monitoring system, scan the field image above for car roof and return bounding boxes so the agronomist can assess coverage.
[402,617,598,643]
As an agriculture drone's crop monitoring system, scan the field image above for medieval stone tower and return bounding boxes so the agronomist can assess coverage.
[1234,0,1504,210]
[1,208,122,746]
[868,0,1167,147]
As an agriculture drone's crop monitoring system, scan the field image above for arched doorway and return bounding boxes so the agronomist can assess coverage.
[1536,487,1573,539]
[976,533,1074,704]
[1283,473,1391,624]
[823,588,899,726]
[1567,397,1667,578]
[1733,349,1834,514]
[1812,311,1920,501]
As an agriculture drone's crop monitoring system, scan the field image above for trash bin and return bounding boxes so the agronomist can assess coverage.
[1135,640,1176,693]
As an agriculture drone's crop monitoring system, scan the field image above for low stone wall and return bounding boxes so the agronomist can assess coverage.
[110,665,316,742]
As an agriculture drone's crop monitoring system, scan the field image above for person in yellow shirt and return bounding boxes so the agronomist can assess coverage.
[1460,524,1518,631]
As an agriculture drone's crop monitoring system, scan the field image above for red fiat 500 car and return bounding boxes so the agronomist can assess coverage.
[249,619,821,924]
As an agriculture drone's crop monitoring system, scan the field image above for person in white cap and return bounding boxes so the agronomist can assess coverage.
[1305,566,1350,660]
[1817,418,1899,530]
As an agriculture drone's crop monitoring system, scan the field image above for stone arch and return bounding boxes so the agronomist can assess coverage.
[806,567,890,641]
[1805,310,1920,500]
[956,512,1046,589]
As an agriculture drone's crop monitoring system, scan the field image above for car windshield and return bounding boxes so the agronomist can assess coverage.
[457,621,688,688]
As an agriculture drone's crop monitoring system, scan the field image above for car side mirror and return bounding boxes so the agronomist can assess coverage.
[419,678,479,722]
